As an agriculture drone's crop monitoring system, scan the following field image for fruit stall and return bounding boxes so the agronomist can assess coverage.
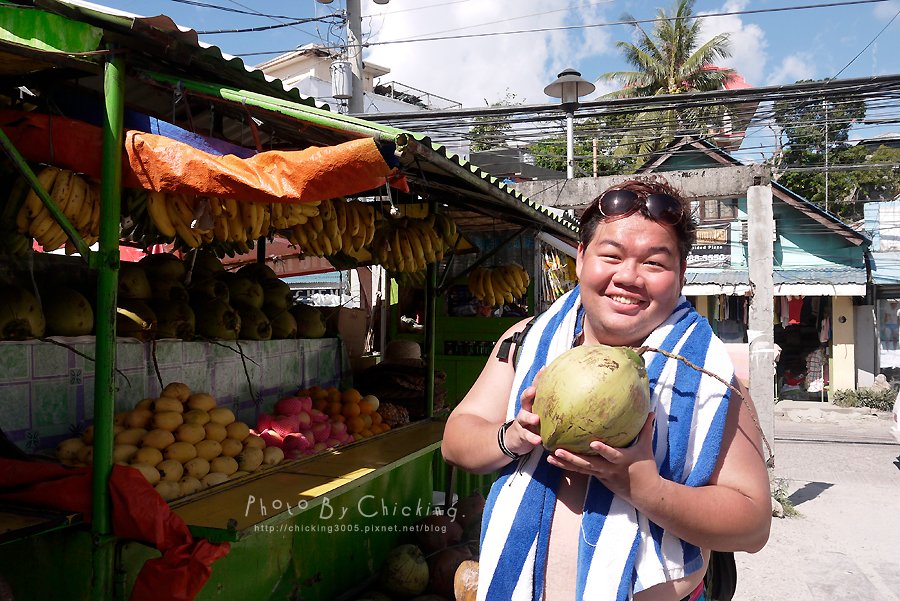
[0,2,579,600]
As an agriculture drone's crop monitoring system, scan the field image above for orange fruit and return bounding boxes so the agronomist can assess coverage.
[332,414,346,424]
[327,387,341,404]
[342,402,360,419]
[340,388,362,404]
[360,429,374,438]
[347,416,365,434]
[361,414,373,429]
[359,395,379,415]
[312,398,328,412]
[327,401,343,417]
[371,412,382,426]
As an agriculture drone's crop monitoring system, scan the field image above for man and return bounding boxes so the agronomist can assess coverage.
[442,179,771,601]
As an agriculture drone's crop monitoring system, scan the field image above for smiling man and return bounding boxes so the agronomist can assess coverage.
[442,179,771,601]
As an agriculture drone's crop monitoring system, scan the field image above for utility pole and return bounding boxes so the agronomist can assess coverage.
[747,177,776,475]
[346,0,364,114]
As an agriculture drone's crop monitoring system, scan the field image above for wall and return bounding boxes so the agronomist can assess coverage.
[0,337,350,454]
[832,296,856,390]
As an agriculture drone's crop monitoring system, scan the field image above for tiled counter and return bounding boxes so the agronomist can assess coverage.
[0,336,351,453]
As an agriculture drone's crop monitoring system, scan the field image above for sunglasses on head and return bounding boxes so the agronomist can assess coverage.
[594,189,684,226]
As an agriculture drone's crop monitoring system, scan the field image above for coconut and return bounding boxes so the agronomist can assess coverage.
[42,286,93,336]
[225,276,264,310]
[150,279,189,303]
[0,285,46,340]
[289,304,326,339]
[532,344,650,453]
[183,248,224,279]
[379,544,429,598]
[152,300,196,340]
[188,276,230,305]
[118,263,152,300]
[194,299,241,340]
[261,278,293,310]
[237,305,272,341]
[264,306,298,339]
[139,253,186,282]
[427,545,472,599]
[237,262,278,281]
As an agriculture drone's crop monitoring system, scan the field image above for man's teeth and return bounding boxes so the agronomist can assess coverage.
[610,295,639,305]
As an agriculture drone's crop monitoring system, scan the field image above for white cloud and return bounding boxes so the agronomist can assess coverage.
[698,0,768,86]
[874,0,900,20]
[765,53,816,86]
[363,0,613,108]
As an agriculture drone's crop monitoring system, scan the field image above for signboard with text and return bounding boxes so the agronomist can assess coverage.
[687,225,731,268]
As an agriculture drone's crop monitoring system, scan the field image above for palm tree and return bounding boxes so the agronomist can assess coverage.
[600,0,735,167]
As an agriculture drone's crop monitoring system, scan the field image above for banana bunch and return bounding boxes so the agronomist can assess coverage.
[370,216,445,273]
[283,198,375,257]
[467,263,531,307]
[431,213,459,250]
[144,192,299,253]
[13,166,101,253]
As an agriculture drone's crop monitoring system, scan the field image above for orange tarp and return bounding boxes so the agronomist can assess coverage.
[1,110,403,204]
[125,131,395,204]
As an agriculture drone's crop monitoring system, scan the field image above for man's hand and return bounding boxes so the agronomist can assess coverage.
[545,412,661,502]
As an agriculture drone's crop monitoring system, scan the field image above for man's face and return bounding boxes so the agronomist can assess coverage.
[575,213,686,347]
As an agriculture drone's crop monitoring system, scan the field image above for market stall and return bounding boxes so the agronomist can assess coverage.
[0,2,578,600]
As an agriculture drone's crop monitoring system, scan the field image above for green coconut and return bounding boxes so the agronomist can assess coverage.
[194,298,241,340]
[139,253,186,282]
[0,285,46,340]
[379,544,429,598]
[289,303,326,339]
[224,276,264,310]
[118,263,152,300]
[532,344,651,453]
[152,300,196,340]
[183,248,224,279]
[43,286,93,336]
[264,306,298,339]
[260,278,293,310]
[237,305,272,341]
[150,279,189,303]
[237,262,278,281]
[188,276,230,305]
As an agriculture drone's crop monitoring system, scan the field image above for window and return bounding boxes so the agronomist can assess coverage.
[691,198,737,223]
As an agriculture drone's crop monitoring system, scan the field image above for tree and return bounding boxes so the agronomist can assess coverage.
[468,91,519,152]
[771,85,900,221]
[599,0,735,168]
[527,114,632,176]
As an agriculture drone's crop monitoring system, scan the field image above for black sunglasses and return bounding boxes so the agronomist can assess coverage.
[594,189,684,226]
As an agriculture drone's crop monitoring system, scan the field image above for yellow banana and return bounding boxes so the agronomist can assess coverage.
[23,166,60,220]
[335,200,347,235]
[482,270,496,306]
[406,227,426,269]
[319,232,334,256]
[290,223,309,247]
[62,174,86,224]
[415,222,436,263]
[347,201,361,236]
[319,198,335,222]
[74,185,94,234]
[49,169,75,215]
[222,196,238,219]
[213,214,230,242]
[88,184,102,237]
[468,269,483,299]
[173,216,201,248]
[208,196,223,217]
[146,191,177,238]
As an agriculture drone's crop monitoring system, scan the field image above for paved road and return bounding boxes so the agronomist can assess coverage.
[733,403,900,600]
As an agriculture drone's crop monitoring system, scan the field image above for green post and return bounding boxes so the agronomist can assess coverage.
[91,48,125,601]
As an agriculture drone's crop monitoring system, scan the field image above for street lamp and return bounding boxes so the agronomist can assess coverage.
[543,68,595,179]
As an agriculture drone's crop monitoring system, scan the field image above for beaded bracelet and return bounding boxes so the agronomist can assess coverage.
[497,419,522,460]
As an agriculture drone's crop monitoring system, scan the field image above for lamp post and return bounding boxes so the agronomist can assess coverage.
[543,68,595,179]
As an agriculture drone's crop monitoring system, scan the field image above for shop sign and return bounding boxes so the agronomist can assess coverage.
[687,225,731,268]
[878,298,900,367]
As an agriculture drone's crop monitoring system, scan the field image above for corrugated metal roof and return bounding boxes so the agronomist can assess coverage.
[6,0,578,244]
[687,267,868,286]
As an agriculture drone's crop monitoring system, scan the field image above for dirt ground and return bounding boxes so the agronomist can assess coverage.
[733,403,900,600]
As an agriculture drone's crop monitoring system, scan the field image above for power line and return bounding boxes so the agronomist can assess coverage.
[233,0,891,56]
[829,6,900,80]
[197,14,341,35]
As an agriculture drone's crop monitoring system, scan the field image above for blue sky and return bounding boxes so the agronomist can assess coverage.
[87,0,900,107]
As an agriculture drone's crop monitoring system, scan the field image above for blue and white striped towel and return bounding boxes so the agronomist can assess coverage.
[478,286,734,600]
